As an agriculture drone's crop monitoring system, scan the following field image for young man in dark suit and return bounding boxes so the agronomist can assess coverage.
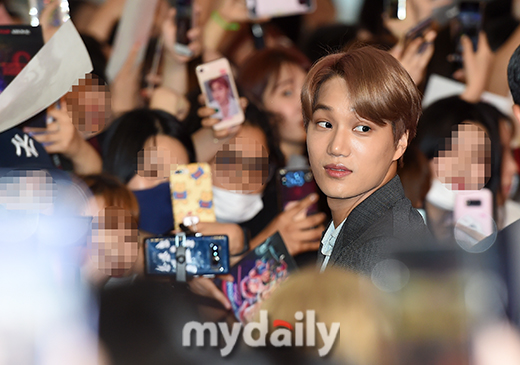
[301,46,430,274]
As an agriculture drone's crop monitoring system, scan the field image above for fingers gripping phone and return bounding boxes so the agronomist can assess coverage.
[145,234,230,277]
[196,58,245,131]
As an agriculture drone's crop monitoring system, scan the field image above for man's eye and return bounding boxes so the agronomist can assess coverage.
[354,125,371,132]
[317,121,332,129]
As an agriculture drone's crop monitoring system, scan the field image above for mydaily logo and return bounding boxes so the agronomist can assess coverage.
[182,310,340,357]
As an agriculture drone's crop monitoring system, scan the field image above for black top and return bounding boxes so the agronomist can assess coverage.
[318,175,432,275]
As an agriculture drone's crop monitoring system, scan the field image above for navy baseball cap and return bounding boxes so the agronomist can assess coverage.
[0,127,70,182]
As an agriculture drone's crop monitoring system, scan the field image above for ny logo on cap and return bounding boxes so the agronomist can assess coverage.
[11,134,39,158]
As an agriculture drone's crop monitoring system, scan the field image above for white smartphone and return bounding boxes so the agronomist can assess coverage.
[246,0,315,19]
[454,189,495,247]
[196,58,245,131]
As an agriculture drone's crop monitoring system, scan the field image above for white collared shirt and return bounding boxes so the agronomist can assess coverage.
[320,219,346,272]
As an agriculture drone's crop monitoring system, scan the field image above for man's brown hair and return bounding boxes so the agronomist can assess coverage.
[301,46,421,146]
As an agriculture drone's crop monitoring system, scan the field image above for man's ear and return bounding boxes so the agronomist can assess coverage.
[393,131,409,161]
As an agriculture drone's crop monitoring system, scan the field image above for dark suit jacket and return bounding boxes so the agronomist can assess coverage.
[318,175,431,275]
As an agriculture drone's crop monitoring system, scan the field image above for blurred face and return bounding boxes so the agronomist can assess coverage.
[262,63,307,145]
[87,197,139,277]
[66,74,110,137]
[211,81,229,106]
[433,123,491,191]
[128,134,190,191]
[306,77,406,204]
[499,120,518,199]
[211,125,269,194]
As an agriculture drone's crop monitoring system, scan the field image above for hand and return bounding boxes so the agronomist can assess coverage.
[272,193,327,256]
[384,0,450,40]
[162,8,202,63]
[23,100,82,157]
[188,275,233,310]
[390,29,437,85]
[40,0,61,42]
[215,0,251,24]
[149,86,191,121]
[197,95,247,139]
[195,222,245,255]
[457,32,495,102]
[111,42,144,115]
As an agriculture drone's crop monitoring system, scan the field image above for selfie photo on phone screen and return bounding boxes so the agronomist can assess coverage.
[196,58,245,130]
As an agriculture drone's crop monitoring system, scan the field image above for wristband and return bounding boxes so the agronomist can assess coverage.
[211,10,240,31]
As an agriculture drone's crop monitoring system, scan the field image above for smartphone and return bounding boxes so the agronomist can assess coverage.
[196,58,245,131]
[386,0,406,20]
[404,17,433,44]
[451,1,483,65]
[278,168,318,215]
[145,235,230,276]
[246,0,315,19]
[454,189,494,247]
[170,163,216,231]
[173,0,193,57]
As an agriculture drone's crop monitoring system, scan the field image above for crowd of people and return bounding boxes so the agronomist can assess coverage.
[3,0,520,363]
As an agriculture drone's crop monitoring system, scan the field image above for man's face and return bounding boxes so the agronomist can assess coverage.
[306,77,406,203]
[211,82,228,105]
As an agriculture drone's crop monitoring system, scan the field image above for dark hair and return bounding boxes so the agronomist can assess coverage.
[244,101,286,170]
[397,141,432,209]
[208,76,230,91]
[301,24,359,64]
[416,96,502,204]
[80,34,108,83]
[301,46,421,146]
[508,44,520,105]
[237,46,310,109]
[102,109,195,184]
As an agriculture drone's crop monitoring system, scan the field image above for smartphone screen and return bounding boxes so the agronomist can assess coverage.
[145,235,229,276]
[278,168,319,215]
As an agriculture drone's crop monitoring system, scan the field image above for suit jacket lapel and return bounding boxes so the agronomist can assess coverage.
[328,175,405,266]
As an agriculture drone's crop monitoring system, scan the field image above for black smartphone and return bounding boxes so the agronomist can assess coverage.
[451,1,483,65]
[145,234,230,277]
[174,0,193,57]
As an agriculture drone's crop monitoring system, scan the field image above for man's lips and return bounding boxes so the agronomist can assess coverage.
[324,164,352,178]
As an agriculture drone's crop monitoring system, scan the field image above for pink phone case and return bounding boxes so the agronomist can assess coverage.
[454,189,493,238]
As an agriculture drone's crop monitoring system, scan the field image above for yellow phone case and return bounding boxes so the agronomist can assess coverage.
[170,163,216,230]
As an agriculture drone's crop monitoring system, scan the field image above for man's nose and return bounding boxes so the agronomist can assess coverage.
[327,128,351,157]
